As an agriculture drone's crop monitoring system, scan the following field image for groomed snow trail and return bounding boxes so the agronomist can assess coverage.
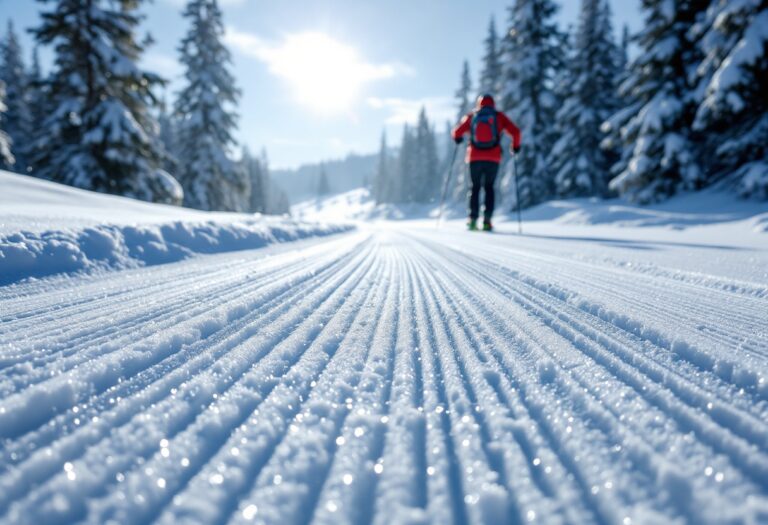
[1,226,767,525]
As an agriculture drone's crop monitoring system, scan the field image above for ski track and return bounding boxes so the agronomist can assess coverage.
[1,226,767,525]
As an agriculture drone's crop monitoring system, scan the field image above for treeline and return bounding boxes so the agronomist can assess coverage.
[376,0,767,209]
[0,0,288,214]
[372,108,441,204]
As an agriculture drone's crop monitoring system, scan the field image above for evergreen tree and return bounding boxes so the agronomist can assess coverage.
[317,164,331,196]
[260,150,289,215]
[692,0,768,199]
[31,0,173,202]
[614,24,633,110]
[0,81,13,167]
[157,97,178,175]
[255,148,270,213]
[479,16,503,96]
[373,130,391,203]
[26,46,47,171]
[499,0,565,209]
[619,24,631,72]
[0,22,33,173]
[455,60,473,120]
[397,124,417,202]
[445,119,467,202]
[241,147,268,213]
[451,62,473,201]
[600,24,634,190]
[175,0,248,211]
[552,0,620,197]
[414,107,439,202]
[604,0,709,203]
[268,185,291,215]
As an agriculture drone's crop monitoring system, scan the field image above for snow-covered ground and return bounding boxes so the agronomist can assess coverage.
[2,181,768,524]
[0,171,352,285]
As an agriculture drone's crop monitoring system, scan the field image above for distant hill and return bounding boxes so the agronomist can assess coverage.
[271,152,377,204]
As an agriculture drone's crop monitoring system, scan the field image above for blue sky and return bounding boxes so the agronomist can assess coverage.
[1,0,641,169]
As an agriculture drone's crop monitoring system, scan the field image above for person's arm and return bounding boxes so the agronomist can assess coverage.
[500,112,522,151]
[451,114,472,143]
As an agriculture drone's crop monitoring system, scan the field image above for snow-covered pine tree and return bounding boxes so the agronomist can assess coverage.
[157,97,178,176]
[479,16,503,97]
[552,0,621,198]
[28,47,44,121]
[499,0,565,209]
[456,60,472,118]
[255,149,271,213]
[31,0,176,203]
[397,124,417,203]
[241,147,268,213]
[414,107,439,202]
[550,24,576,188]
[175,0,248,211]
[619,24,631,72]
[614,24,633,112]
[440,119,462,202]
[440,119,453,165]
[600,24,634,189]
[317,165,331,196]
[691,0,768,199]
[0,22,33,173]
[0,80,13,167]
[373,130,391,203]
[25,46,48,173]
[259,150,289,215]
[451,61,472,201]
[603,0,709,203]
[267,184,290,215]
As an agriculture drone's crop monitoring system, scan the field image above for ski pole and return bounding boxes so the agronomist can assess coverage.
[436,142,461,228]
[512,150,523,235]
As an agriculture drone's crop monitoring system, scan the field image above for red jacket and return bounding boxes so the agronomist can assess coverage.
[452,96,522,164]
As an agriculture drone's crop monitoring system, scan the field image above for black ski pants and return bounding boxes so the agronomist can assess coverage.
[468,161,499,221]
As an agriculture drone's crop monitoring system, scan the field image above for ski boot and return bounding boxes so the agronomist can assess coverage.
[482,219,493,232]
[467,218,478,231]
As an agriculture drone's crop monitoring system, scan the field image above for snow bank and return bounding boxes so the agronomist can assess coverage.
[0,171,353,285]
[292,188,443,222]
[521,190,768,231]
[0,220,351,285]
[293,187,768,233]
[291,188,378,222]
[0,170,254,234]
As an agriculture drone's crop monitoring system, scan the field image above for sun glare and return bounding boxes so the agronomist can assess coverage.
[261,32,395,115]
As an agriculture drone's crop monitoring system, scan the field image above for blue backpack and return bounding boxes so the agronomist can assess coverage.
[470,106,500,149]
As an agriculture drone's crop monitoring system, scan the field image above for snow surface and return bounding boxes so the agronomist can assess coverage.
[0,171,352,285]
[2,183,768,524]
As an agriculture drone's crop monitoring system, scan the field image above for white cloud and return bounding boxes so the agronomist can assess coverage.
[225,27,411,114]
[367,96,456,127]
[222,27,267,59]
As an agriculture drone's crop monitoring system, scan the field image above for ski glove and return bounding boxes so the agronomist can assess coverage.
[454,136,464,145]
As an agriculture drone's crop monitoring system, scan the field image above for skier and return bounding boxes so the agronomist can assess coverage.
[452,94,522,231]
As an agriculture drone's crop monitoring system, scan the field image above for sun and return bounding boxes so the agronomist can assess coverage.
[263,32,395,115]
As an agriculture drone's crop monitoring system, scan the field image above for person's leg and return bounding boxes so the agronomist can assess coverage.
[468,163,482,221]
[482,162,499,222]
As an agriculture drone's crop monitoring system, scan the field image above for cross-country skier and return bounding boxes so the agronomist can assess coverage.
[452,94,522,231]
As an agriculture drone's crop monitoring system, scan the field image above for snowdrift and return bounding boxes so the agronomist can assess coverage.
[294,187,768,232]
[292,188,450,222]
[0,171,352,285]
[522,192,768,232]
